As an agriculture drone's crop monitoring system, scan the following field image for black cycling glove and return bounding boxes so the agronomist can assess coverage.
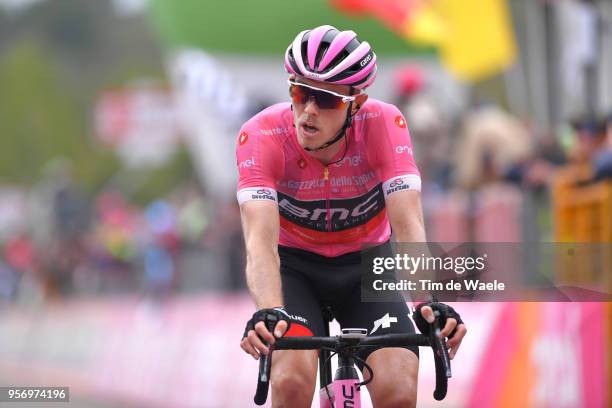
[413,302,464,339]
[242,307,292,340]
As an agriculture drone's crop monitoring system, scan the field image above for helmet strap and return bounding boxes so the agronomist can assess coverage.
[303,103,353,152]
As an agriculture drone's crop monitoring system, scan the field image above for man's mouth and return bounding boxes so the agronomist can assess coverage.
[300,123,319,136]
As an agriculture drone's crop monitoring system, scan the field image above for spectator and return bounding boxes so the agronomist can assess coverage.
[504,130,566,191]
[566,116,606,164]
[454,106,532,189]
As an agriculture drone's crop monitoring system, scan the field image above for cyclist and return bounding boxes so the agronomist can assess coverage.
[238,25,467,407]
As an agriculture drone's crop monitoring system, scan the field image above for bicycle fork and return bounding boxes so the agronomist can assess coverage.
[320,353,362,408]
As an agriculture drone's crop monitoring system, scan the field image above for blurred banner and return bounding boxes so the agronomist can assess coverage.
[467,302,608,408]
[167,50,247,199]
[331,0,517,81]
[0,296,608,407]
[149,0,514,81]
[94,84,179,168]
[148,0,435,55]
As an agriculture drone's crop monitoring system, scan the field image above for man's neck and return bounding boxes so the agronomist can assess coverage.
[306,137,346,165]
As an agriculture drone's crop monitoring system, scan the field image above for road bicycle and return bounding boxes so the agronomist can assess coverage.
[253,310,451,407]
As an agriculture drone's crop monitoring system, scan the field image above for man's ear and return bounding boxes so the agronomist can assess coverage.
[352,93,369,114]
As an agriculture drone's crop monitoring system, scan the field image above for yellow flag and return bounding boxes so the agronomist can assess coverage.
[405,0,517,82]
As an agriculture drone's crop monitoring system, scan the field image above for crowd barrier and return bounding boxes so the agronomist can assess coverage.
[552,164,612,398]
[426,184,523,243]
[552,166,612,289]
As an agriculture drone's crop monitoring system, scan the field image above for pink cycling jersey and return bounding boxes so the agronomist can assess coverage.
[236,99,421,257]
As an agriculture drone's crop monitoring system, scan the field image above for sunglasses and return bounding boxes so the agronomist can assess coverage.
[287,80,356,110]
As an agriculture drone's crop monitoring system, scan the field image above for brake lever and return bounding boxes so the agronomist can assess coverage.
[431,310,452,378]
[428,310,451,401]
[253,314,279,405]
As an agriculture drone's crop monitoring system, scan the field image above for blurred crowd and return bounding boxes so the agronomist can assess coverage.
[396,66,612,193]
[0,162,245,304]
[394,65,612,245]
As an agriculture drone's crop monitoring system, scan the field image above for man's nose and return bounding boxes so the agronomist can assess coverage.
[303,97,319,115]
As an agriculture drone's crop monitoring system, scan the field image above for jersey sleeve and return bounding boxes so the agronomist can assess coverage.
[236,119,284,205]
[369,103,422,197]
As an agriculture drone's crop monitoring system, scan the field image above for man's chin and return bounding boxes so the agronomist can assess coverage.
[297,134,320,150]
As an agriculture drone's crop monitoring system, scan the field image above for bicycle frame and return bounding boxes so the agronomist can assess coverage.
[320,379,361,408]
[319,352,362,408]
[319,320,363,408]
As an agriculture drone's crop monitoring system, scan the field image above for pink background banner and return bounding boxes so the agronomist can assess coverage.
[0,296,607,407]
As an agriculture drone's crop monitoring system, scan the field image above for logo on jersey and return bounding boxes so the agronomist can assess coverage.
[395,145,413,155]
[371,313,398,334]
[277,185,385,232]
[280,171,375,191]
[297,158,307,169]
[260,127,288,136]
[383,175,421,196]
[333,154,363,168]
[394,115,406,128]
[353,111,381,121]
[389,179,403,188]
[238,157,256,169]
[386,178,412,195]
[238,132,249,145]
[251,190,274,200]
[237,187,277,204]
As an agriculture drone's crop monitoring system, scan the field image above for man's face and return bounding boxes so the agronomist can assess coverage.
[290,77,353,151]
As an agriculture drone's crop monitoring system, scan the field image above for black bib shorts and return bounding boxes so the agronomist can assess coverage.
[278,242,419,363]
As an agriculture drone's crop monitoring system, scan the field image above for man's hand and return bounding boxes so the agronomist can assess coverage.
[415,302,467,360]
[240,308,291,360]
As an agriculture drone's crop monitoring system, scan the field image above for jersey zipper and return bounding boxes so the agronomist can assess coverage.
[323,166,332,232]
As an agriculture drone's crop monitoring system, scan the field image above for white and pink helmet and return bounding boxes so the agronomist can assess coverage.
[284,25,377,90]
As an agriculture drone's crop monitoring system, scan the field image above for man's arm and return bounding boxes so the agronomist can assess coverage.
[239,199,288,359]
[385,190,467,359]
[385,189,429,291]
[240,200,283,309]
[385,190,426,242]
